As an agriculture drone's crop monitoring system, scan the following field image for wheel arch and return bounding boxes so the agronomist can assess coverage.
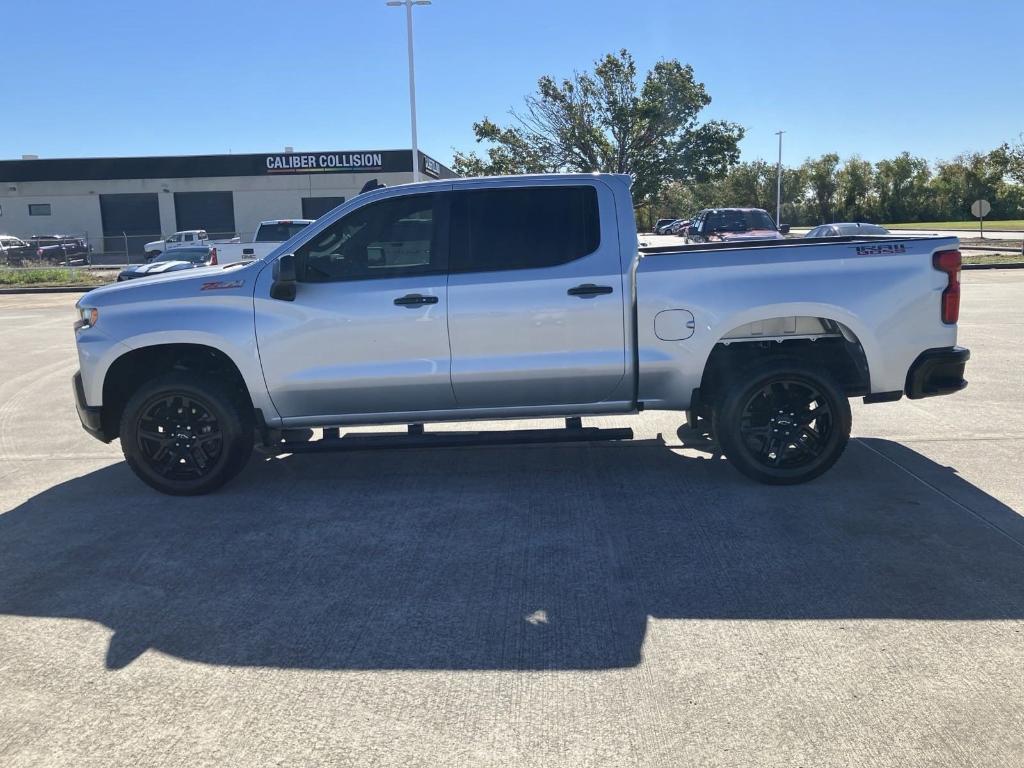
[100,343,255,441]
[693,313,873,414]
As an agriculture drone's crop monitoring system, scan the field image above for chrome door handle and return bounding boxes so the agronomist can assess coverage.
[394,293,439,307]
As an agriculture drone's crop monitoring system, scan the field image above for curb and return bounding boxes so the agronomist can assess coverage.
[960,245,1024,253]
[963,262,1024,270]
[0,286,102,295]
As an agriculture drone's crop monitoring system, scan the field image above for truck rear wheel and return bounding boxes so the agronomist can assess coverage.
[119,372,253,495]
[713,360,851,485]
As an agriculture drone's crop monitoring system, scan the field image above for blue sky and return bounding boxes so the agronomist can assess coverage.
[5,0,1022,168]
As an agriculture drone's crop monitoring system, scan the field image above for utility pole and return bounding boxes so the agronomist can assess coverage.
[386,0,432,182]
[775,130,785,226]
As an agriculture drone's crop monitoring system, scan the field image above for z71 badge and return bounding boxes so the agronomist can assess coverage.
[855,243,906,256]
[200,280,245,291]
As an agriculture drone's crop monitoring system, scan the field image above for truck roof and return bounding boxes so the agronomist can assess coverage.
[375,173,633,193]
[702,207,769,213]
[259,219,315,226]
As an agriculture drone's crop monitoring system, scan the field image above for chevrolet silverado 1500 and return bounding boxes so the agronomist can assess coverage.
[72,174,969,495]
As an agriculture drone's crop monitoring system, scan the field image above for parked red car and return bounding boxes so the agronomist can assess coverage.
[685,208,789,243]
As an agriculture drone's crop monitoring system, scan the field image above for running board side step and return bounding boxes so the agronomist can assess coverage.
[272,425,634,454]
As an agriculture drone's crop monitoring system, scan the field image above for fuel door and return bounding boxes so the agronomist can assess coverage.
[654,309,696,341]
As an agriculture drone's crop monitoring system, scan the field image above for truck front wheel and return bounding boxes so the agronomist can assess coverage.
[119,372,254,495]
[713,360,851,485]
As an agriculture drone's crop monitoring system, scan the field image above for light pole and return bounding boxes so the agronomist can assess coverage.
[775,130,785,226]
[386,0,431,182]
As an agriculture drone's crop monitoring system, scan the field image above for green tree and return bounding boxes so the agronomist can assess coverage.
[452,49,744,222]
[835,156,875,222]
[801,153,841,224]
[650,181,703,223]
[993,136,1024,186]
[930,150,1015,220]
[777,166,807,225]
[717,160,776,209]
[874,152,932,223]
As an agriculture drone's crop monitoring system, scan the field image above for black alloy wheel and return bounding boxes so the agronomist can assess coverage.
[738,379,834,470]
[714,360,851,485]
[136,393,224,481]
[120,372,253,495]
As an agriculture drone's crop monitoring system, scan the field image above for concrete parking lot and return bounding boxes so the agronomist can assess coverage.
[1,271,1022,767]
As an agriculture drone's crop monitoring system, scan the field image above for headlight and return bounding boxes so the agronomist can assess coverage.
[74,307,99,331]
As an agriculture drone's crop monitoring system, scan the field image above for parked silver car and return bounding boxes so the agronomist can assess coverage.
[117,245,217,281]
[806,223,890,238]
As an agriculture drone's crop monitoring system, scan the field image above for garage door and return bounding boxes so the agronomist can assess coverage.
[174,192,236,240]
[99,193,160,258]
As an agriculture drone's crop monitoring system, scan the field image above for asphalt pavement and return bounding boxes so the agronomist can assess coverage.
[1,272,1022,767]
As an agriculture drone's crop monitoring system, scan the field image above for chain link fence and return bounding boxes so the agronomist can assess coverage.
[91,230,246,265]
[1,230,262,267]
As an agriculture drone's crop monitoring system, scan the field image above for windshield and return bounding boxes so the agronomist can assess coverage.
[705,210,776,232]
[838,223,889,235]
[255,222,311,242]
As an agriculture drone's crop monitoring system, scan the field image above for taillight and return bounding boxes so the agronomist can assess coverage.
[209,247,218,265]
[933,249,961,324]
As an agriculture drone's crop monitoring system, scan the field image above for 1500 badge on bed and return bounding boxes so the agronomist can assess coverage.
[855,243,907,255]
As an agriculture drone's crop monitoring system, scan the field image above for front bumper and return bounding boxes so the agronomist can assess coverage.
[905,346,970,399]
[73,371,109,442]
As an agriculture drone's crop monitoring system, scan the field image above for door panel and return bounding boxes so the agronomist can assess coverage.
[446,182,626,409]
[254,273,453,418]
[254,190,455,420]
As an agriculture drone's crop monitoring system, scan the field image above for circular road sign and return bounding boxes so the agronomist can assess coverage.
[971,199,992,218]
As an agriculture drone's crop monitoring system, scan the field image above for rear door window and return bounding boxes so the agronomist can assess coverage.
[450,185,600,273]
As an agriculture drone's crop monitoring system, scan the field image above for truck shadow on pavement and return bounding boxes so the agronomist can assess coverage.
[2,436,1023,671]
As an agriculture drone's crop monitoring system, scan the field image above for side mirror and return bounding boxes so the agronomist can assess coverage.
[270,253,297,301]
[779,224,791,234]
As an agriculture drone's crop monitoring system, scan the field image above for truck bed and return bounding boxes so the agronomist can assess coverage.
[632,234,960,410]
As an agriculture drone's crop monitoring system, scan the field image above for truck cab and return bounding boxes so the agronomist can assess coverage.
[144,230,209,260]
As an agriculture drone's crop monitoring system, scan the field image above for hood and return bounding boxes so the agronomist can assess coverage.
[87,262,256,304]
[123,260,194,275]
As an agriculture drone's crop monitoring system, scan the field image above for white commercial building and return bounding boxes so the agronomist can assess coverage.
[0,149,453,257]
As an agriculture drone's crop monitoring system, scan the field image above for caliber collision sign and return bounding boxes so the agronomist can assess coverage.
[265,152,385,174]
[423,155,441,178]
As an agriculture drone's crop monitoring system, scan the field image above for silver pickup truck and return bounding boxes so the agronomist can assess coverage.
[73,173,969,495]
